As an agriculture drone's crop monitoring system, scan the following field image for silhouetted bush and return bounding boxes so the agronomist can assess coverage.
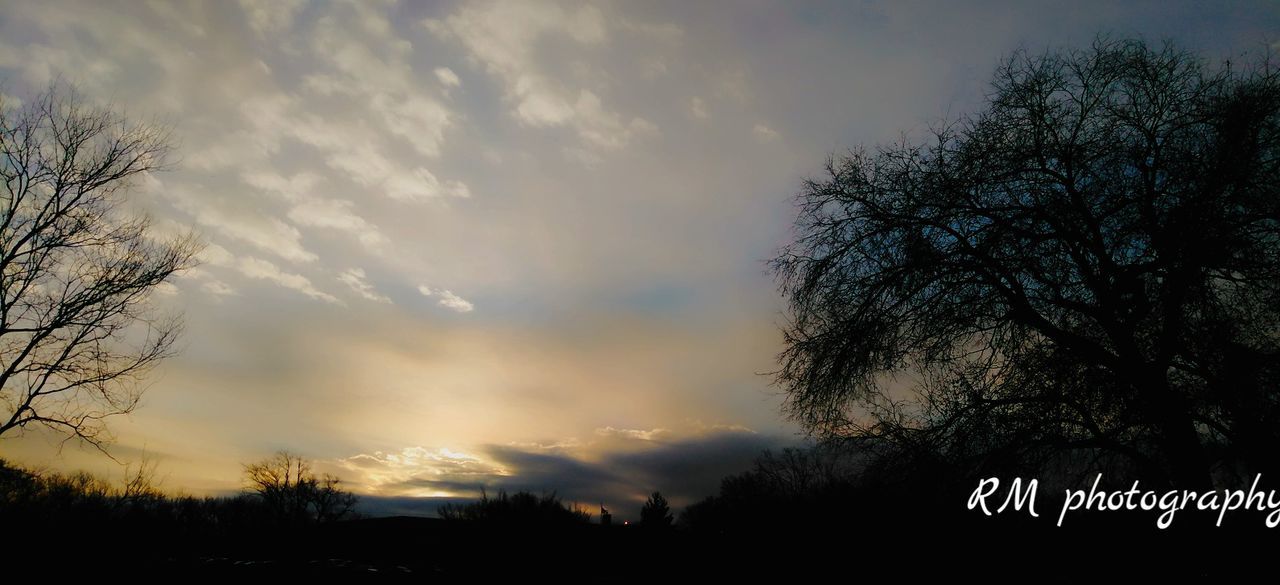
[678,444,863,533]
[437,490,591,525]
[0,455,369,566]
[244,451,359,526]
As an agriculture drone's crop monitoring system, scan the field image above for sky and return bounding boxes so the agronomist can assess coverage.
[0,0,1276,519]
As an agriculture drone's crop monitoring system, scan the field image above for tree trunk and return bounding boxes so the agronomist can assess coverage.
[1145,370,1213,491]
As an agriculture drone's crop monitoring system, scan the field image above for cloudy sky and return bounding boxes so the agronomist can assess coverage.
[1,0,1275,518]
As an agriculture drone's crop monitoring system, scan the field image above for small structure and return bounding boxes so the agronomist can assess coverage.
[600,504,612,526]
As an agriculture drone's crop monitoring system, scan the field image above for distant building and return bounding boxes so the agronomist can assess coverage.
[600,504,612,526]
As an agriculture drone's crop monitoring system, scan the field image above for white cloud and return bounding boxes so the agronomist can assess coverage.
[197,243,236,267]
[201,280,239,297]
[176,247,240,298]
[283,112,470,204]
[238,0,306,36]
[639,58,668,78]
[515,91,577,127]
[434,66,461,88]
[337,446,508,496]
[0,93,22,110]
[287,198,389,249]
[594,426,672,442]
[562,146,603,167]
[241,170,388,249]
[238,257,342,304]
[375,93,453,160]
[167,187,318,264]
[153,282,180,296]
[426,1,652,154]
[241,170,321,203]
[196,11,467,204]
[338,268,391,303]
[629,117,660,137]
[689,96,708,119]
[418,285,474,313]
[752,123,780,142]
[213,215,316,264]
[384,167,471,202]
[310,3,453,160]
[571,90,636,149]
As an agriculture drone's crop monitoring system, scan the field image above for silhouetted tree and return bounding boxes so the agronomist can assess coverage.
[678,444,862,533]
[771,37,1280,489]
[0,82,201,449]
[243,451,358,524]
[640,491,673,528]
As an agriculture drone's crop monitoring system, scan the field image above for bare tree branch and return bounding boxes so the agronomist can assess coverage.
[772,37,1280,489]
[0,81,201,450]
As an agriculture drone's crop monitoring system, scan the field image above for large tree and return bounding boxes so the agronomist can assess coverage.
[771,38,1280,489]
[0,83,200,449]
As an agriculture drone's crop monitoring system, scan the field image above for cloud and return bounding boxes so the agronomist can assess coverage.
[482,445,623,496]
[309,2,453,160]
[238,257,342,304]
[197,243,236,267]
[418,285,474,313]
[173,254,239,300]
[752,123,780,142]
[200,280,238,297]
[338,268,391,303]
[167,186,318,264]
[238,0,306,36]
[186,6,469,204]
[595,426,672,442]
[235,93,470,205]
[241,170,321,203]
[335,427,793,517]
[384,167,472,202]
[426,0,653,153]
[689,96,708,119]
[338,446,508,497]
[287,198,389,249]
[606,431,781,506]
[239,170,390,250]
[434,66,461,88]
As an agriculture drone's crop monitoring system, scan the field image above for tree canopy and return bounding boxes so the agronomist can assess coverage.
[771,38,1280,489]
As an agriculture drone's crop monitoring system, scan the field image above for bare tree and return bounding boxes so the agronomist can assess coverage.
[771,38,1280,489]
[0,82,201,449]
[244,451,358,524]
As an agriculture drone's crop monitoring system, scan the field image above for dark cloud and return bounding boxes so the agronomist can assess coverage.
[358,496,475,518]
[604,431,787,508]
[386,477,507,495]
[483,445,625,499]
[358,430,796,520]
[474,430,797,513]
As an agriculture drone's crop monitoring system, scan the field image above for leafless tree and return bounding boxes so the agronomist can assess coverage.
[772,38,1280,489]
[244,451,358,524]
[0,82,201,449]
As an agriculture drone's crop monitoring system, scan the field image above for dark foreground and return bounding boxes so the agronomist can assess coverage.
[23,510,1280,582]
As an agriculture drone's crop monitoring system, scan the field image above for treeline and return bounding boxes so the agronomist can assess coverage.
[0,452,359,563]
[438,490,592,525]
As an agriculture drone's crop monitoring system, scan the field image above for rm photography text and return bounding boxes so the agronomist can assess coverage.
[968,474,1280,529]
